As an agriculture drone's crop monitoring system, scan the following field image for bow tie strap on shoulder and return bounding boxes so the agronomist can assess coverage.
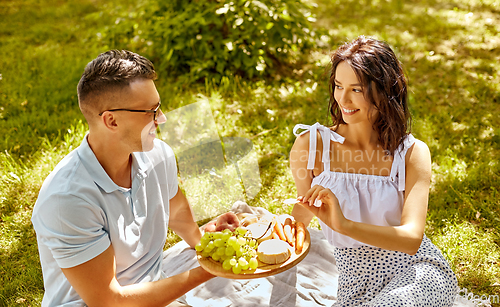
[293,123,345,171]
[389,134,416,191]
[293,123,320,170]
[320,125,345,172]
[389,151,405,191]
[293,123,320,137]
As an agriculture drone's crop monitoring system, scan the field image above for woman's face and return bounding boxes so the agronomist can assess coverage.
[333,61,378,125]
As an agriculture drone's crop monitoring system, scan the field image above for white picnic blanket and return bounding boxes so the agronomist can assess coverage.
[162,202,490,307]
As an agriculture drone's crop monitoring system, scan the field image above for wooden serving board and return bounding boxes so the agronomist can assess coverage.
[197,229,310,279]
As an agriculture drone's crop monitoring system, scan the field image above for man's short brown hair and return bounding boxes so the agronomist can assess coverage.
[77,50,157,122]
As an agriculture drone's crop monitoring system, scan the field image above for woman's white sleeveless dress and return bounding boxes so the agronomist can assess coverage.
[294,123,457,307]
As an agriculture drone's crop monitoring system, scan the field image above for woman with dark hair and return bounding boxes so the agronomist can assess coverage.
[290,36,457,306]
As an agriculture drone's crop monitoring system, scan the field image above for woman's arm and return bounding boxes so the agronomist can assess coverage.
[290,131,322,227]
[300,140,432,255]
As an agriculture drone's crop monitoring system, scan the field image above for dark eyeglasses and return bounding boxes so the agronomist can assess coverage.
[99,100,162,121]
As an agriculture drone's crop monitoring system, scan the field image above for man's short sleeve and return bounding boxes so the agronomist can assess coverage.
[32,193,110,269]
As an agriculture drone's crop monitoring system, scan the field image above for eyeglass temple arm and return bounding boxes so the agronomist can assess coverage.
[98,109,156,116]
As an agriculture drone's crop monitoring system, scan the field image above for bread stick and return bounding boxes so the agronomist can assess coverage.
[295,221,306,252]
[284,218,294,246]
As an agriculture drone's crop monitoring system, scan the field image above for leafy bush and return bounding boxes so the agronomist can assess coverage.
[102,0,321,83]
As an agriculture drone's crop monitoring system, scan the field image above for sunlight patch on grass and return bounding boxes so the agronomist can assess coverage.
[430,147,470,195]
[432,221,500,293]
[0,208,33,253]
[451,122,469,132]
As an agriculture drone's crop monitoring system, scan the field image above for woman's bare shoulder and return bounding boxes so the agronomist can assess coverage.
[406,139,431,171]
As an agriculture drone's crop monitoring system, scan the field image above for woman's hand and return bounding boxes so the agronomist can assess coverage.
[299,185,349,234]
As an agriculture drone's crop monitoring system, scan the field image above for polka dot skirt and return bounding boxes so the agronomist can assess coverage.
[333,236,457,307]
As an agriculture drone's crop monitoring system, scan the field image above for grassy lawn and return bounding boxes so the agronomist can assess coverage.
[1,0,499,306]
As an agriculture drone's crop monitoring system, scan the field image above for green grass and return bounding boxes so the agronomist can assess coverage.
[1,0,499,305]
[0,0,138,158]
[0,122,87,306]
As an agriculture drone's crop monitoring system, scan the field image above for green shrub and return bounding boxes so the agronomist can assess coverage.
[102,0,321,83]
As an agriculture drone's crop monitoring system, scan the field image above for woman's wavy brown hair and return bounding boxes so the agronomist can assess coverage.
[328,36,411,155]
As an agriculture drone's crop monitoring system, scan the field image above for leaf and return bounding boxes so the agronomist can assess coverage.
[216,61,226,74]
[165,49,174,61]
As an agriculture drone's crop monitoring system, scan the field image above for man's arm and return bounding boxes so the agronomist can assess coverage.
[168,187,202,248]
[62,244,214,307]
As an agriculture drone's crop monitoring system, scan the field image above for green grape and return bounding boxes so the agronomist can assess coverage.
[211,253,221,262]
[248,239,256,248]
[249,257,258,270]
[222,232,231,241]
[214,238,224,247]
[232,241,241,250]
[237,237,246,246]
[238,257,249,270]
[216,246,226,256]
[200,239,210,247]
[238,257,248,267]
[218,254,227,262]
[233,243,242,252]
[213,232,223,239]
[206,241,215,252]
[195,243,204,252]
[232,263,242,274]
[222,258,232,271]
[227,236,237,246]
[236,227,247,235]
[225,246,235,256]
[200,227,261,273]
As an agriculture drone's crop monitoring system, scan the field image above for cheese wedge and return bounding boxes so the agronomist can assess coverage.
[257,239,291,264]
[247,222,274,243]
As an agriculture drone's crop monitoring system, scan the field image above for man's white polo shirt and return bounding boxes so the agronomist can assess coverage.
[32,136,178,306]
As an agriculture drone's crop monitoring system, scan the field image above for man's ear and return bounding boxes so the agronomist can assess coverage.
[101,112,119,130]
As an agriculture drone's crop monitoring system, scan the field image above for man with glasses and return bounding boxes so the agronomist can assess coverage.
[32,50,214,306]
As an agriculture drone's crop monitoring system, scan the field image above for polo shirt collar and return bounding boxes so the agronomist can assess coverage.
[77,135,153,194]
[131,151,153,180]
